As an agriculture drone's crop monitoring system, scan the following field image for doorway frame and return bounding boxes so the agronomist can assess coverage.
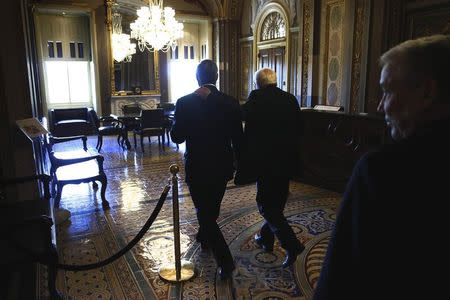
[253,2,290,91]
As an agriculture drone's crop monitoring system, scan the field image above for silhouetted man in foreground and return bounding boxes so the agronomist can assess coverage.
[314,35,450,299]
[171,59,243,279]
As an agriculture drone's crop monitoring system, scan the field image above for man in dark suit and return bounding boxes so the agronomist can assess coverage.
[235,68,305,268]
[170,59,243,279]
[313,35,450,299]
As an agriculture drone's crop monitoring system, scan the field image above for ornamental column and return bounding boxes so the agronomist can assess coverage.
[212,19,240,99]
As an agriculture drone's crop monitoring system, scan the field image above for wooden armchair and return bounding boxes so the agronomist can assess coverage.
[133,109,166,152]
[49,108,93,150]
[89,109,124,151]
[0,174,62,299]
[157,102,176,146]
[45,135,109,209]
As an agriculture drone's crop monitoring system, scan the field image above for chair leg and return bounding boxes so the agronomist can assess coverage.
[133,133,137,149]
[99,174,109,209]
[82,136,88,151]
[54,183,63,208]
[96,135,100,150]
[162,134,165,149]
[148,136,151,143]
[97,136,103,152]
[116,134,122,148]
[140,135,145,152]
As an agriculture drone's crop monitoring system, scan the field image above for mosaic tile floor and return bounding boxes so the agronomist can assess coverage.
[38,135,341,299]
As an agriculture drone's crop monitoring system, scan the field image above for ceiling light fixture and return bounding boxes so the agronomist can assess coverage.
[112,10,136,62]
[130,0,184,52]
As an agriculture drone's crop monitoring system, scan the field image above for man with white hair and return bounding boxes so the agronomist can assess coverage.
[235,68,305,268]
[313,34,450,299]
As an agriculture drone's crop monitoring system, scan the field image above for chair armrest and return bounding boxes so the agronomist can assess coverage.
[52,154,103,166]
[99,116,115,122]
[99,117,124,128]
[0,174,51,186]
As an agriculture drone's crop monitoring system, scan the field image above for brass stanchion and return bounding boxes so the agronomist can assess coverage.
[158,164,195,282]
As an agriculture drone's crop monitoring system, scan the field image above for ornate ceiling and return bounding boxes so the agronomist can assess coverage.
[33,0,245,19]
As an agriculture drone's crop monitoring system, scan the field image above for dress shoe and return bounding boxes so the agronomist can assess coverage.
[282,244,305,268]
[254,234,273,252]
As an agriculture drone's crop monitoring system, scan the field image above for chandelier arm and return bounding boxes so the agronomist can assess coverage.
[130,0,183,53]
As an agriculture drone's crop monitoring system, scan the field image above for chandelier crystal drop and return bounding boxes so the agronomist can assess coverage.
[112,12,136,62]
[130,0,184,52]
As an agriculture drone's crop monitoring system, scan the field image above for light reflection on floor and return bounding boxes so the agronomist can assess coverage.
[39,135,340,300]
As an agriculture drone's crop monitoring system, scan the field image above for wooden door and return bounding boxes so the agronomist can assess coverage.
[257,46,286,91]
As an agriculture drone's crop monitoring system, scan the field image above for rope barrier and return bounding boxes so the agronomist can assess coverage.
[57,184,170,271]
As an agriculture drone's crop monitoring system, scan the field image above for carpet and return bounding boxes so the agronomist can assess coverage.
[38,136,340,299]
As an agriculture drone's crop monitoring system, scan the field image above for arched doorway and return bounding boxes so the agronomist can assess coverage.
[254,3,290,91]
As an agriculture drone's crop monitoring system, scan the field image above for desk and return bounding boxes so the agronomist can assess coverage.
[111,114,140,150]
[112,111,174,150]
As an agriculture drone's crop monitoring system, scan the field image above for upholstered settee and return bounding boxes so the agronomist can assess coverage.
[49,108,93,138]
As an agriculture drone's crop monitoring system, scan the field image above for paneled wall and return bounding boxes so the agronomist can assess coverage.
[238,0,450,113]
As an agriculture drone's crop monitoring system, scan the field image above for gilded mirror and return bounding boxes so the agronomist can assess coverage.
[107,1,160,95]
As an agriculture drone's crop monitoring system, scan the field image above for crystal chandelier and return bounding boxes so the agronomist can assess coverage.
[112,11,136,62]
[130,0,184,52]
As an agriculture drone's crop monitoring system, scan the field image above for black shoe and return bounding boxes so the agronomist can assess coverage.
[254,234,273,252]
[218,266,234,280]
[282,244,305,268]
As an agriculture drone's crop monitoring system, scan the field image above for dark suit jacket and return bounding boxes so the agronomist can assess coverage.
[170,85,243,184]
[313,118,450,300]
[237,86,302,181]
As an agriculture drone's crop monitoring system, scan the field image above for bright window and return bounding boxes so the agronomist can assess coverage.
[44,61,91,106]
[168,59,198,102]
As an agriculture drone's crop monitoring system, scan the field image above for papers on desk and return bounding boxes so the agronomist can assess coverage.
[16,118,49,141]
[313,105,343,112]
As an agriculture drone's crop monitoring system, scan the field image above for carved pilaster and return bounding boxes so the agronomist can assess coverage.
[289,30,299,99]
[301,0,313,106]
[214,19,239,98]
[240,41,253,102]
[384,0,406,49]
[105,0,113,32]
[105,0,114,103]
[349,0,366,113]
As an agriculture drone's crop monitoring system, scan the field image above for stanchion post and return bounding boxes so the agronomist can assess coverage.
[158,164,195,282]
[171,164,182,281]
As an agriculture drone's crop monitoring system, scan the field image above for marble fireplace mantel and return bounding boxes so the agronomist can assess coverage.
[110,95,161,115]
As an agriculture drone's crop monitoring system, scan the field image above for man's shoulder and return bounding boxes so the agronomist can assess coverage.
[356,143,406,171]
[177,93,198,104]
[212,91,239,106]
[276,88,297,100]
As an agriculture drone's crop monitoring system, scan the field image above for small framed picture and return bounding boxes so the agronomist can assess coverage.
[133,86,142,95]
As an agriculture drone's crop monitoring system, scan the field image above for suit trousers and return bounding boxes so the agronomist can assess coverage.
[256,177,303,253]
[188,181,234,271]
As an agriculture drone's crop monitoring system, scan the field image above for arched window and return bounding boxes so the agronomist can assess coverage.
[261,12,286,41]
